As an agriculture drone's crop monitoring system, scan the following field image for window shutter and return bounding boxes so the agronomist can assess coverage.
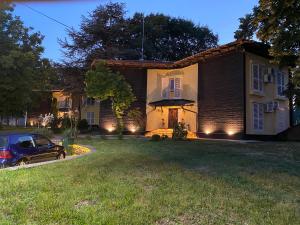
[259,65,264,92]
[161,77,168,98]
[175,78,181,98]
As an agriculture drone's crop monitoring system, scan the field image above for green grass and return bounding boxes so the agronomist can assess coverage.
[0,139,299,225]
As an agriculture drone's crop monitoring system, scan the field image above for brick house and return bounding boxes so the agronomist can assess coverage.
[43,40,290,139]
[92,39,290,139]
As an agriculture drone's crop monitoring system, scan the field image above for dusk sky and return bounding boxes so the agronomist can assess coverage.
[13,0,258,62]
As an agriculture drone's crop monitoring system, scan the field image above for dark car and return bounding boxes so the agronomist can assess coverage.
[0,133,65,168]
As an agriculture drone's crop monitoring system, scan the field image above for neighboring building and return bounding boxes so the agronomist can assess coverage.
[93,39,290,139]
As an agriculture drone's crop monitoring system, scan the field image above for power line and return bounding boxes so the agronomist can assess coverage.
[20,3,73,30]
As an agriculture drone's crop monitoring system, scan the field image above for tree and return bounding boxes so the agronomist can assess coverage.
[85,61,136,136]
[60,2,218,67]
[234,7,258,40]
[0,3,54,123]
[254,0,300,67]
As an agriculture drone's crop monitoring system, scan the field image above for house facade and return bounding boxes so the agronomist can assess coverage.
[31,40,290,139]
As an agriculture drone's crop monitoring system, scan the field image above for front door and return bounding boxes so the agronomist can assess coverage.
[168,109,178,129]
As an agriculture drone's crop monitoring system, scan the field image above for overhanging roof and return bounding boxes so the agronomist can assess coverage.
[92,39,270,69]
[149,99,195,107]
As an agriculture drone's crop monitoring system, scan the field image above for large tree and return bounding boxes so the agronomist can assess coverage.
[60,2,218,67]
[0,3,54,122]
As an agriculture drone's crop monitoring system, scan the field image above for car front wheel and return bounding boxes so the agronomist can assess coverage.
[17,159,28,166]
[57,153,65,160]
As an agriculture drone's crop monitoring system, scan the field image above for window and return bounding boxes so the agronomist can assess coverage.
[87,112,95,125]
[253,103,264,131]
[17,136,35,148]
[35,135,50,148]
[161,77,181,99]
[277,71,285,97]
[252,64,264,92]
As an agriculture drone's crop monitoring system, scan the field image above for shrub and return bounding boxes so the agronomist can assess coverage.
[77,119,89,132]
[151,134,161,141]
[172,122,188,140]
[61,117,71,129]
[33,128,54,139]
[161,134,169,140]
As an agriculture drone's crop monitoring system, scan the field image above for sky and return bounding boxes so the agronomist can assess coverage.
[13,0,258,62]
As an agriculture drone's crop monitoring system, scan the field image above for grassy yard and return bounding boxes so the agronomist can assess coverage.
[0,139,299,225]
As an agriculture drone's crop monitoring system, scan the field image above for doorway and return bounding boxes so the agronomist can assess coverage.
[168,108,178,129]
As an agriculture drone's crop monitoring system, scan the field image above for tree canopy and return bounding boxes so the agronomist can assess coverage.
[60,2,218,67]
[0,3,55,120]
[85,61,136,135]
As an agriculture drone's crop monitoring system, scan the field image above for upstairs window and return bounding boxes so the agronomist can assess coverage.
[162,77,181,99]
[253,103,264,131]
[276,71,285,97]
[252,64,263,93]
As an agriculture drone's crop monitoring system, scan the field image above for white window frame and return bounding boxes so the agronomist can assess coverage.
[86,112,95,125]
[251,64,264,93]
[276,71,285,97]
[253,103,264,131]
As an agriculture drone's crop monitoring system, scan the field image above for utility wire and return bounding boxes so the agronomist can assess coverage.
[20,3,73,30]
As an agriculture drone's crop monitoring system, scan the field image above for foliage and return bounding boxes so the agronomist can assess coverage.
[126,107,145,132]
[161,134,169,140]
[85,61,136,136]
[77,119,89,132]
[0,3,55,119]
[234,7,258,40]
[32,128,53,139]
[38,113,54,128]
[60,2,218,67]
[151,134,161,142]
[253,0,300,67]
[172,122,188,140]
[61,117,71,129]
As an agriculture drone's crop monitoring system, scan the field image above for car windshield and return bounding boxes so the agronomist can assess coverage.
[0,136,8,149]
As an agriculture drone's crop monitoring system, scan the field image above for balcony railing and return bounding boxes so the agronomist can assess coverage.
[58,101,71,109]
[162,89,182,99]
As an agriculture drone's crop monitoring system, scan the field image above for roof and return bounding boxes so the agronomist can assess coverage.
[92,39,270,69]
[148,99,195,107]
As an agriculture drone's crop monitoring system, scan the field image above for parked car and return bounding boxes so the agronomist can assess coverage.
[0,133,65,168]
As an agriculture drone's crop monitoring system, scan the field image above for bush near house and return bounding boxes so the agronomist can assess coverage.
[172,122,188,140]
[77,119,90,133]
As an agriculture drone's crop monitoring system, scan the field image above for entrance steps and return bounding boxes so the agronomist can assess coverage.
[145,129,197,139]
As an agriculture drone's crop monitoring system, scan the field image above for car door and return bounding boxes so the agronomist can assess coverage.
[34,135,57,161]
[14,135,40,163]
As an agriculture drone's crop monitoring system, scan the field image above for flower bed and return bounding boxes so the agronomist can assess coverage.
[69,144,91,156]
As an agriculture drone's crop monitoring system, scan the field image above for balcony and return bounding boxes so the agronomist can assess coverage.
[162,88,182,99]
[58,101,71,111]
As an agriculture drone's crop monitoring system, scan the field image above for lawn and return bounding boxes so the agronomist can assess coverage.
[0,139,299,225]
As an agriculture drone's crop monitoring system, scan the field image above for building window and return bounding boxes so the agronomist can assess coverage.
[252,64,263,93]
[161,77,181,99]
[253,103,264,131]
[86,112,95,125]
[276,71,285,97]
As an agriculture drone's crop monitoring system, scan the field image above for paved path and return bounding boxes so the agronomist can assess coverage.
[2,145,96,171]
